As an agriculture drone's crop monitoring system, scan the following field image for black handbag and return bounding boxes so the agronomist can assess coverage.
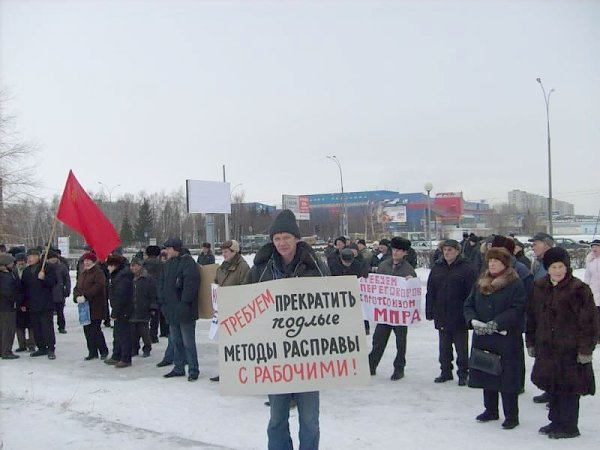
[469,348,502,375]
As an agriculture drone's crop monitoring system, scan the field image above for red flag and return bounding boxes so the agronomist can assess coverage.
[56,170,121,261]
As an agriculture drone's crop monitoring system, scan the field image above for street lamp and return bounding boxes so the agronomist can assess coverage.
[97,181,121,203]
[536,77,555,236]
[229,183,243,241]
[424,182,433,250]
[327,155,348,237]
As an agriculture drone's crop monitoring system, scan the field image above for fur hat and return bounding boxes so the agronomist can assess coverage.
[145,245,161,257]
[379,238,390,247]
[486,247,512,268]
[269,209,301,239]
[543,247,571,270]
[221,240,240,253]
[130,257,144,266]
[106,254,125,267]
[26,247,41,256]
[442,239,461,251]
[0,253,15,266]
[491,235,516,254]
[82,252,98,262]
[201,242,212,249]
[47,249,59,259]
[390,237,411,251]
[14,252,27,262]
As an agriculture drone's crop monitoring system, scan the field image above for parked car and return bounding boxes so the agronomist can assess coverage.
[554,237,589,250]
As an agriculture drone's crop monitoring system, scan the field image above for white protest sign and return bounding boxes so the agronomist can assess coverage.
[359,274,422,326]
[208,283,219,340]
[217,276,370,395]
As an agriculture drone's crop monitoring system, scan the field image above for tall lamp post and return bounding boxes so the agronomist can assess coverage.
[424,182,433,250]
[97,181,121,202]
[327,155,348,237]
[536,77,555,236]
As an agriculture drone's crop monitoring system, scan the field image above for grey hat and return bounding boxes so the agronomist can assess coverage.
[528,232,554,244]
[0,253,15,266]
[442,239,461,251]
[163,237,184,251]
[340,248,354,261]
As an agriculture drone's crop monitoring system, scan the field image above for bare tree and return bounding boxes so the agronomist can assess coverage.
[0,92,39,242]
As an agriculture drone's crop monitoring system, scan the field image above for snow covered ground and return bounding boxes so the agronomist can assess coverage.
[1,267,598,450]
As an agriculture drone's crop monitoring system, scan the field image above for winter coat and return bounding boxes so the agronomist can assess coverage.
[21,263,58,312]
[526,274,599,395]
[109,266,134,320]
[426,256,477,331]
[376,258,417,278]
[215,252,250,287]
[197,252,216,266]
[158,253,200,324]
[48,261,71,304]
[329,256,369,279]
[0,268,21,312]
[131,270,157,322]
[405,247,418,269]
[246,241,329,284]
[464,268,526,393]
[143,257,163,282]
[359,248,373,266]
[584,253,600,307]
[515,250,531,270]
[531,256,547,281]
[370,250,391,269]
[74,264,108,321]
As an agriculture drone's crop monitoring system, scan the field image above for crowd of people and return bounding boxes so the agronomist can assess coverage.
[1,214,599,448]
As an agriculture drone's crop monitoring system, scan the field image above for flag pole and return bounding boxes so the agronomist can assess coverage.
[41,214,59,272]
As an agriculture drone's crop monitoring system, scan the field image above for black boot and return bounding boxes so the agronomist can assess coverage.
[434,373,453,383]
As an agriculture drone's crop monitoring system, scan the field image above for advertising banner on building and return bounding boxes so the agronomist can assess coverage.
[282,194,310,220]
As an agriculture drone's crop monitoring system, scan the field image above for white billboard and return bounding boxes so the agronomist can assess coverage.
[186,180,231,214]
[282,194,310,220]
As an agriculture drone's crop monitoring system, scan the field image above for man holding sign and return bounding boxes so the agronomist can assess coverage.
[246,210,329,450]
[368,237,416,380]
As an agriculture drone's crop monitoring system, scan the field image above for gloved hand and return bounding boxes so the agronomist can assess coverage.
[76,296,86,304]
[472,320,488,336]
[577,353,593,364]
[483,321,498,335]
[527,347,535,358]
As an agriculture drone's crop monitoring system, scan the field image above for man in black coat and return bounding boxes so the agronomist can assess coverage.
[130,257,157,357]
[104,255,134,368]
[46,250,71,334]
[158,238,200,381]
[144,245,167,342]
[197,242,216,265]
[0,253,21,359]
[426,239,477,385]
[21,248,58,359]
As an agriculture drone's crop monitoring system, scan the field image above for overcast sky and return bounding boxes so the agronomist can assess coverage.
[1,0,599,214]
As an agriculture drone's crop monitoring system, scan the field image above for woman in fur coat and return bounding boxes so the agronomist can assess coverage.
[464,247,526,430]
[527,247,599,439]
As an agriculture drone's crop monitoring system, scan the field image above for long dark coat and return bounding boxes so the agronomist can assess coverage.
[109,266,134,320]
[131,271,157,322]
[464,268,526,394]
[21,263,57,312]
[0,268,21,312]
[426,256,477,331]
[74,264,108,321]
[49,261,71,304]
[526,273,599,396]
[158,254,200,324]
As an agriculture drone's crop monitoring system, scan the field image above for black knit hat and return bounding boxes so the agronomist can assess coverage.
[269,209,301,239]
[145,245,161,257]
[543,247,571,270]
[390,237,411,251]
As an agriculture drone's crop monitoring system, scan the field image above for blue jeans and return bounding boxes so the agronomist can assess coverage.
[170,322,198,376]
[268,391,319,450]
